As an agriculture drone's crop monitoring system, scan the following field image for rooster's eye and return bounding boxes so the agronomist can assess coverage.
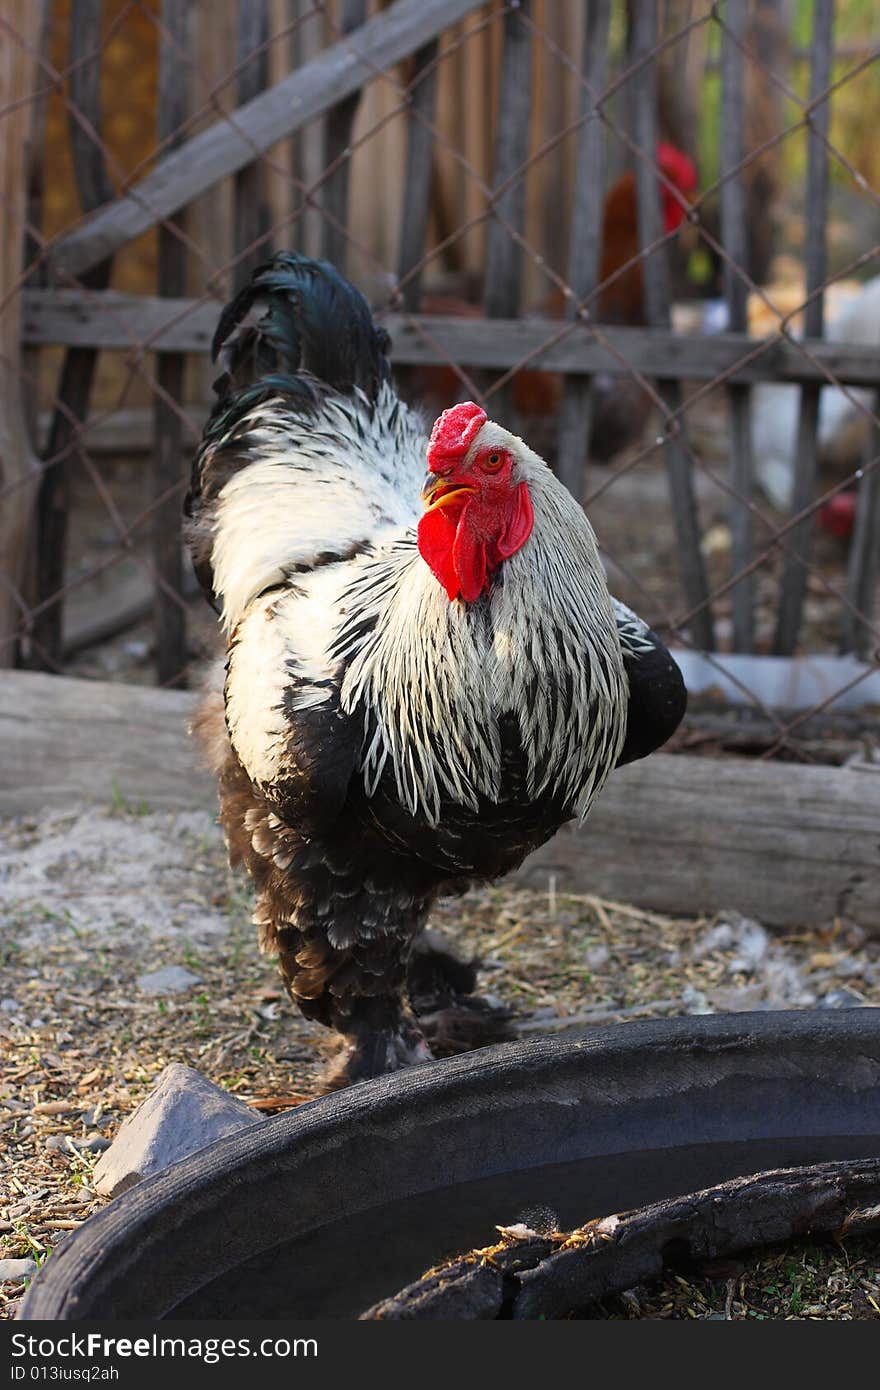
[482,450,504,472]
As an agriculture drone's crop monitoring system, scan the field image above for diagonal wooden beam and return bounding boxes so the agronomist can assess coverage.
[46,0,487,282]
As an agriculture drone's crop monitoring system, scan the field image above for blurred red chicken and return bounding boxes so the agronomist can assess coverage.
[411,143,698,465]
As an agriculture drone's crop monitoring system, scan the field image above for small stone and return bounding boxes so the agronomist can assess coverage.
[820,988,866,1009]
[584,945,611,970]
[0,1258,38,1283]
[45,1134,70,1152]
[92,1063,260,1198]
[80,1134,111,1154]
[1,998,21,1014]
[136,965,202,995]
[682,985,713,1015]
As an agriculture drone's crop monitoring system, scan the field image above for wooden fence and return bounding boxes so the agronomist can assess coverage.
[1,0,878,734]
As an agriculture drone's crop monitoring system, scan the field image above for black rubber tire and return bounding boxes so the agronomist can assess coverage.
[19,1009,880,1320]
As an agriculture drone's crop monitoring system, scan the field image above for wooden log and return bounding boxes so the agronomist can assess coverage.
[514,1157,880,1321]
[22,291,880,389]
[46,0,488,282]
[0,671,214,812]
[153,0,190,688]
[515,747,880,932]
[20,0,52,447]
[1,671,878,933]
[630,3,713,653]
[362,1158,880,1320]
[774,0,833,656]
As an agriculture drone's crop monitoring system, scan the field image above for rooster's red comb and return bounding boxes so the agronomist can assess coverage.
[426,402,487,473]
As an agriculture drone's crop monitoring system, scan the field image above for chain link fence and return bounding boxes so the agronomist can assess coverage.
[1,0,878,764]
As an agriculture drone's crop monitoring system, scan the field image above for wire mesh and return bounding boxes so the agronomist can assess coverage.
[1,0,878,764]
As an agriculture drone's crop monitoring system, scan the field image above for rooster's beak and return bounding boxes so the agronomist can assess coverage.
[421,475,476,513]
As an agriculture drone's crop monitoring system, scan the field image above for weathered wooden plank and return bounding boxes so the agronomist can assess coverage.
[774,0,833,655]
[555,0,611,500]
[22,291,880,388]
[630,2,713,652]
[721,0,755,652]
[153,0,190,688]
[35,405,209,455]
[46,0,487,282]
[1,672,878,932]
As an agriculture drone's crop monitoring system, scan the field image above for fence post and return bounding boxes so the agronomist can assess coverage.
[234,0,271,288]
[720,0,755,652]
[153,0,190,687]
[322,0,368,274]
[774,0,833,656]
[841,401,880,659]
[482,0,533,426]
[0,0,42,668]
[630,1,714,651]
[555,0,611,501]
[397,41,440,313]
[30,0,115,672]
[290,0,327,261]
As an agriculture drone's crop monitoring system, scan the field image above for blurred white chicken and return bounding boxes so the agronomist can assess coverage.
[750,273,880,520]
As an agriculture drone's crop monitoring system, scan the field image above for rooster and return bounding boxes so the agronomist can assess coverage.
[185,254,686,1089]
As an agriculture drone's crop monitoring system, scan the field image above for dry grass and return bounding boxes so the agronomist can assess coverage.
[583,1238,880,1321]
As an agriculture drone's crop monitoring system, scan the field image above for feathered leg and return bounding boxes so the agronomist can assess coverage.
[274,919,434,1092]
[201,717,435,1090]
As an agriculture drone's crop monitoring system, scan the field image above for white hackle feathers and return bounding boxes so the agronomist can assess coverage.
[336,425,628,825]
[208,385,426,632]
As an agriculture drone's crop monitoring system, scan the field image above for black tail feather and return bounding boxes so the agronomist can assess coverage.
[210,252,391,406]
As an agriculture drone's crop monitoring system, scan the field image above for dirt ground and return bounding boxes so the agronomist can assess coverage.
[2,799,879,1320]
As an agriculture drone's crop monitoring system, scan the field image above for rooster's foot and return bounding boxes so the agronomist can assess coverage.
[319,1015,433,1093]
[416,995,516,1057]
